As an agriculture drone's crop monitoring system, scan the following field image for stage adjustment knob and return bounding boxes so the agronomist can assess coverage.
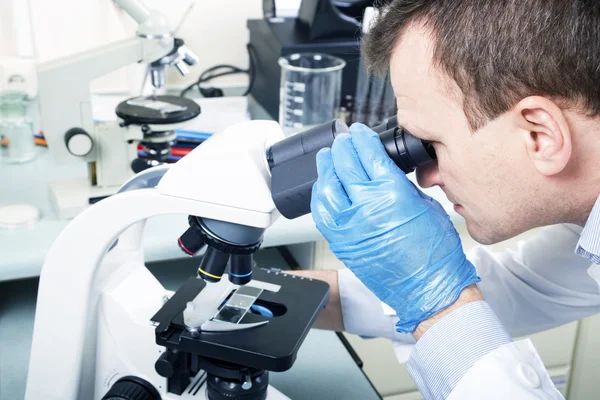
[101,376,161,400]
[155,349,182,378]
[64,127,93,157]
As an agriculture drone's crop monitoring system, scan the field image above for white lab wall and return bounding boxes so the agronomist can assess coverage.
[163,0,263,87]
[0,0,34,57]
[3,0,266,93]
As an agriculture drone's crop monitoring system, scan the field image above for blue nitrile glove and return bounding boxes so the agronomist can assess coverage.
[310,123,481,333]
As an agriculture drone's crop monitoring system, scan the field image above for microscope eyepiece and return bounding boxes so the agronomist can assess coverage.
[377,127,436,174]
[371,115,399,133]
[269,117,436,219]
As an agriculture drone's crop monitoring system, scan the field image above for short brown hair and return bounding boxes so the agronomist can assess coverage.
[363,0,600,130]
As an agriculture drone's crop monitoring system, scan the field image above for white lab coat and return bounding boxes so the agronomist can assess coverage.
[338,223,600,399]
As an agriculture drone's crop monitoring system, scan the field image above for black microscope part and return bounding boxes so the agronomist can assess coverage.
[151,270,330,395]
[101,375,161,400]
[267,119,348,169]
[207,371,269,400]
[178,227,206,255]
[269,116,437,219]
[199,246,230,282]
[177,216,208,256]
[115,95,201,125]
[178,216,264,284]
[229,254,254,285]
[131,158,163,174]
[155,349,183,378]
[116,94,201,174]
[371,115,399,133]
[154,349,195,395]
[140,140,172,162]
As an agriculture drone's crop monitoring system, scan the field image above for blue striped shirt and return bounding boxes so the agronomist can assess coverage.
[576,195,600,264]
[407,194,600,399]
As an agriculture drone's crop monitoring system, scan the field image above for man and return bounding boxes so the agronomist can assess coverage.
[293,0,600,398]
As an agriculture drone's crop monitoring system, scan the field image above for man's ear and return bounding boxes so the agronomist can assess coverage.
[513,96,572,176]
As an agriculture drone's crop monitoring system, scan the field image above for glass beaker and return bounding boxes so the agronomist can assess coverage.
[0,91,28,118]
[278,53,346,137]
[0,91,36,163]
[0,119,36,163]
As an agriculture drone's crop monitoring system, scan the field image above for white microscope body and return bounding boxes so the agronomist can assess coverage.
[25,120,290,400]
[37,0,199,220]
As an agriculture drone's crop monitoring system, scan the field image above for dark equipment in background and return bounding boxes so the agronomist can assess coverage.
[114,96,201,173]
[249,0,396,125]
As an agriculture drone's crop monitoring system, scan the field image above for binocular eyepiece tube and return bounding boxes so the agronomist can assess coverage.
[268,116,436,220]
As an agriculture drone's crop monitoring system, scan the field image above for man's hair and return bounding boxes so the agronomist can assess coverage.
[363,0,600,130]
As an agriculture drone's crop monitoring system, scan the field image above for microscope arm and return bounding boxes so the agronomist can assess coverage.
[114,0,152,24]
[25,187,279,400]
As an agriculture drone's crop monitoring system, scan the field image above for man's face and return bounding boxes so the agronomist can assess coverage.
[390,26,549,244]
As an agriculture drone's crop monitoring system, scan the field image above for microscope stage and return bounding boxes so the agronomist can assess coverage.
[151,268,330,372]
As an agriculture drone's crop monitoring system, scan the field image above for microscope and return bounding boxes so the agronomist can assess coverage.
[25,116,434,400]
[37,0,200,220]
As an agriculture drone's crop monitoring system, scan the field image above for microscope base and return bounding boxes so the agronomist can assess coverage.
[49,177,120,219]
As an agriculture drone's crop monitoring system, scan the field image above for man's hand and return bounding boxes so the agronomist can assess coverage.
[413,285,483,340]
[285,269,345,332]
[310,123,481,333]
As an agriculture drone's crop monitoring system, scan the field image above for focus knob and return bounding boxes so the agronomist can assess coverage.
[65,127,93,157]
[101,376,160,400]
[155,350,182,378]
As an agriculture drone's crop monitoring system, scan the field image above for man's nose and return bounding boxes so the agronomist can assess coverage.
[416,160,443,188]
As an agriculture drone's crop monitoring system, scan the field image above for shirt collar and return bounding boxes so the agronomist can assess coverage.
[576,195,600,262]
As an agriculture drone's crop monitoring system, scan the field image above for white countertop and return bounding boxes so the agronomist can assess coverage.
[0,95,462,282]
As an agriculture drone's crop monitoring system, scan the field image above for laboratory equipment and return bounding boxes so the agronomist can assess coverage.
[278,53,346,136]
[115,95,201,173]
[0,119,35,163]
[37,0,200,219]
[25,116,432,399]
[0,204,40,230]
[248,0,374,121]
[353,7,397,126]
[268,115,434,219]
[0,91,36,163]
[0,90,28,117]
[0,57,37,99]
